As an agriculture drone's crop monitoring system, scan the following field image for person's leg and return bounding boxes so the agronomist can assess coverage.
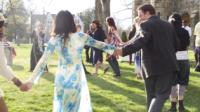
[168,68,179,112]
[148,73,174,112]
[194,47,198,64]
[94,61,101,75]
[93,50,103,75]
[178,60,190,112]
[178,85,186,112]
[134,55,142,79]
[195,47,200,72]
[82,61,90,75]
[0,97,8,112]
[108,56,121,76]
[89,47,93,63]
[85,46,90,62]
[169,85,178,112]
[142,70,156,110]
[129,54,132,65]
[30,47,35,71]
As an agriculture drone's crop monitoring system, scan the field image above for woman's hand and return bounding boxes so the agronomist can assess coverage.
[20,81,33,92]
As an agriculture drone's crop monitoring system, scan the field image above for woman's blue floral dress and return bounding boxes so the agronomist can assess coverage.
[29,32,115,112]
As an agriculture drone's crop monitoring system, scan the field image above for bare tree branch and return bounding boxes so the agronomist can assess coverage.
[118,17,132,21]
[114,8,132,14]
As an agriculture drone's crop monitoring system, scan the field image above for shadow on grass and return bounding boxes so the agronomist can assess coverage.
[41,72,55,83]
[119,65,134,73]
[11,64,24,71]
[88,75,146,106]
[118,75,144,91]
[190,71,200,78]
[184,84,200,112]
[90,92,132,112]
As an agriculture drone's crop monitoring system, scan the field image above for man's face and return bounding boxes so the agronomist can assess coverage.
[138,10,147,21]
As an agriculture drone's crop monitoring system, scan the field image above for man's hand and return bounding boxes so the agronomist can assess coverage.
[113,47,122,59]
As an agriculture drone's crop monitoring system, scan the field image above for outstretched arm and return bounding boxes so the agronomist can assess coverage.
[84,33,115,55]
[0,45,22,87]
[121,24,151,57]
[30,37,58,84]
[20,37,58,91]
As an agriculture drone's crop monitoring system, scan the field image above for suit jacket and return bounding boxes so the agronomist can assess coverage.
[122,16,179,77]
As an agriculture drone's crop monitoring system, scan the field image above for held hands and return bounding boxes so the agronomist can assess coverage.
[20,81,33,92]
[113,47,122,59]
[12,77,33,92]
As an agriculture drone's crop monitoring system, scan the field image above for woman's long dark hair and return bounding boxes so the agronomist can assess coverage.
[106,17,117,30]
[54,10,76,41]
[169,13,182,29]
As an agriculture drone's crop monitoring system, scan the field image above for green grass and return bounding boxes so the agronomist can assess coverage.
[0,44,200,112]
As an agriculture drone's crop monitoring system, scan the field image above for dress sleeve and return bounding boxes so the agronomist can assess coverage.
[0,45,15,80]
[30,37,58,84]
[83,33,115,55]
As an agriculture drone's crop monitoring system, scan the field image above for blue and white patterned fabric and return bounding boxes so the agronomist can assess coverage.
[30,32,115,112]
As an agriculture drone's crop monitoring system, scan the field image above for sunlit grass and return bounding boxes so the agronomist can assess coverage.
[0,44,199,112]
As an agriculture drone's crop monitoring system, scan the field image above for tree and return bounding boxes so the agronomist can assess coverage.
[95,0,110,32]
[4,0,29,44]
[78,8,95,32]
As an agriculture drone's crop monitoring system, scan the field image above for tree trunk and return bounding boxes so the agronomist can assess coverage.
[95,0,110,33]
[9,0,18,45]
[95,0,103,23]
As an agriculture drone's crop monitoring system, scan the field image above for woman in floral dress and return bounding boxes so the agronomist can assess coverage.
[21,10,115,112]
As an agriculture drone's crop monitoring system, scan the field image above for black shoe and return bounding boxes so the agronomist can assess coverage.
[168,108,177,112]
[178,100,185,112]
[168,102,177,112]
[104,67,109,74]
[178,107,185,112]
[195,65,200,72]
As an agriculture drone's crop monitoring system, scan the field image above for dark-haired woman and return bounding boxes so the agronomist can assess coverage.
[106,17,122,77]
[91,20,109,75]
[21,10,115,112]
[168,13,190,112]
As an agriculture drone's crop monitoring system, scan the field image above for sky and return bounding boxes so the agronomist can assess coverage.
[23,0,132,29]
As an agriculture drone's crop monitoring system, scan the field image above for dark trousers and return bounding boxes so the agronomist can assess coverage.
[82,61,88,73]
[85,46,90,62]
[90,47,94,64]
[30,48,42,71]
[108,56,121,76]
[142,70,174,112]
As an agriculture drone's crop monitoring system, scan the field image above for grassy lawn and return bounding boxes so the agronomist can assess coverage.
[0,44,200,112]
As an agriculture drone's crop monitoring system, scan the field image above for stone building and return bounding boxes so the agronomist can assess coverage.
[132,0,200,27]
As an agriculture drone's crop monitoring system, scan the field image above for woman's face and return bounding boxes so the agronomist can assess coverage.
[92,23,97,29]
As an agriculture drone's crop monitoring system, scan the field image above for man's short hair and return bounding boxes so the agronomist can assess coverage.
[137,4,156,15]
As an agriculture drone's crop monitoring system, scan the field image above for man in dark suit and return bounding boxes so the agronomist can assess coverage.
[114,4,179,112]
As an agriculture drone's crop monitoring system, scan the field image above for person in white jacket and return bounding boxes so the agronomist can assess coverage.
[0,12,23,112]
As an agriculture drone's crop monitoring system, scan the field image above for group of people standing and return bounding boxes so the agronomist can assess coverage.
[83,17,122,77]
[0,3,200,112]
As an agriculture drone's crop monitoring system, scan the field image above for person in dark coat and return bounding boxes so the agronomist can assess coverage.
[91,20,108,75]
[30,22,47,72]
[168,13,190,112]
[128,23,136,65]
[114,4,179,112]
